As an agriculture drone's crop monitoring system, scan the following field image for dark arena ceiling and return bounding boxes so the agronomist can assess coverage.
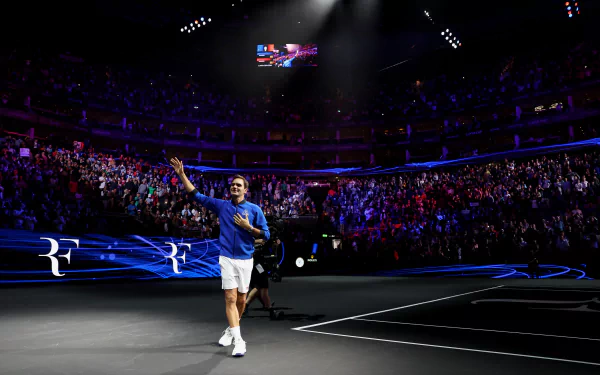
[4,0,600,88]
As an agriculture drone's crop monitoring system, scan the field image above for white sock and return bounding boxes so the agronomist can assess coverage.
[230,326,242,342]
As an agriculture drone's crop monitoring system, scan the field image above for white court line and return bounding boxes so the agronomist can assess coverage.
[291,285,504,331]
[353,318,600,342]
[501,287,600,293]
[295,329,600,367]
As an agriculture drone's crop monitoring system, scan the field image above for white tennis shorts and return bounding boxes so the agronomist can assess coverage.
[219,255,254,293]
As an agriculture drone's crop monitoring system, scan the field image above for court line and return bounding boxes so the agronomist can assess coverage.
[500,287,600,293]
[295,329,600,367]
[352,318,600,342]
[291,285,504,331]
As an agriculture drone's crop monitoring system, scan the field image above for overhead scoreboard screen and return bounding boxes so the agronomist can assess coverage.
[256,44,318,68]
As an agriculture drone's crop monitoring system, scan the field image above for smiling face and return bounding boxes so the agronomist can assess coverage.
[230,177,248,200]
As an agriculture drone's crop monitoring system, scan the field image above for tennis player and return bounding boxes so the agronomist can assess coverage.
[170,157,270,357]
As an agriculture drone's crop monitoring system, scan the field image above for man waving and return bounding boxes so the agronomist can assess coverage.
[170,157,270,357]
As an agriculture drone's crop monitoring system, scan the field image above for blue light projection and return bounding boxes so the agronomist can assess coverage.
[0,230,593,283]
[157,162,362,176]
[352,138,600,176]
[159,138,600,177]
[365,264,593,279]
[0,229,221,284]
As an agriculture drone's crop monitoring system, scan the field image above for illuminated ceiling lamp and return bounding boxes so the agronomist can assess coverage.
[565,1,581,17]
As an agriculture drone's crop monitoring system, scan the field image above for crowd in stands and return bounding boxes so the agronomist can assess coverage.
[2,130,599,272]
[2,39,600,273]
[0,134,317,239]
[2,41,599,133]
[322,152,600,269]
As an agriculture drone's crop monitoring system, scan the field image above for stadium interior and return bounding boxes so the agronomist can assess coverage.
[1,0,600,374]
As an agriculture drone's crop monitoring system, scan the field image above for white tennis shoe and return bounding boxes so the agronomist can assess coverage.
[232,339,246,357]
[218,327,233,347]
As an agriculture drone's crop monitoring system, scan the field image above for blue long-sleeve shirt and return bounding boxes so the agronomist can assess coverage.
[188,188,270,260]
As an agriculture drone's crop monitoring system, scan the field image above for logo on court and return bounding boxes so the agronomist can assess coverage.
[164,242,191,274]
[39,237,79,277]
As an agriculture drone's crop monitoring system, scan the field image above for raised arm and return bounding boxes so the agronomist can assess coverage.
[170,157,221,214]
[170,157,196,193]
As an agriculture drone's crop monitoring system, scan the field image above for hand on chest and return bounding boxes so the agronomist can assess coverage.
[230,206,254,226]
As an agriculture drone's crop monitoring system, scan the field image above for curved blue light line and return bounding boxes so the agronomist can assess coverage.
[491,269,517,278]
[367,263,593,280]
[570,268,587,280]
[387,264,508,275]
[442,272,511,277]
[278,241,285,266]
[539,265,571,278]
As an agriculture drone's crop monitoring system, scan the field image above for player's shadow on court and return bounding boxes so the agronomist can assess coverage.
[245,306,325,322]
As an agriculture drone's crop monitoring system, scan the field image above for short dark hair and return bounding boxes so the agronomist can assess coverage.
[232,174,249,189]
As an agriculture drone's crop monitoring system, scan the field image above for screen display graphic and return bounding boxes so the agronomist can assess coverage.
[256,44,318,68]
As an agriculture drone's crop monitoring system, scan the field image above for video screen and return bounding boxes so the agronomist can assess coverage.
[256,44,318,68]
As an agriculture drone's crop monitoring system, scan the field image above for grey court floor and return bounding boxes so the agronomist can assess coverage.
[1,276,599,375]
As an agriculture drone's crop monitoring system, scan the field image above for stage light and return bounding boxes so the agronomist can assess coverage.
[188,30,191,33]
[441,31,444,35]
[192,27,195,30]
[203,21,206,25]
[201,17,204,22]
[181,28,184,32]
[566,1,580,17]
[446,28,449,32]
[190,23,193,26]
[195,20,198,24]
[446,36,449,40]
[208,18,211,22]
